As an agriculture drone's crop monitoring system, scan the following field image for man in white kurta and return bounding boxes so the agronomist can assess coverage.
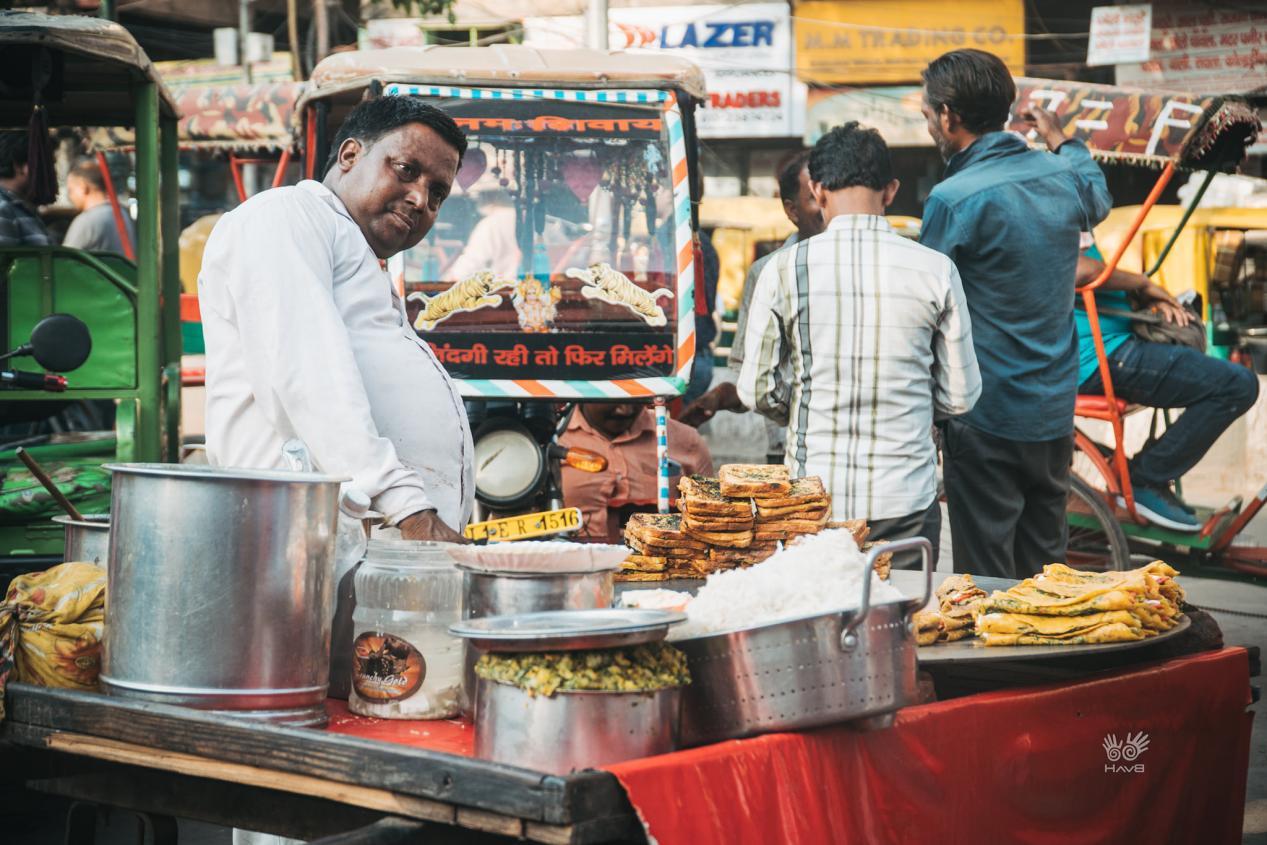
[199,97,474,538]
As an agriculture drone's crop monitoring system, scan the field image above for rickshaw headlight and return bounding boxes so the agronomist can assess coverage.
[473,423,546,506]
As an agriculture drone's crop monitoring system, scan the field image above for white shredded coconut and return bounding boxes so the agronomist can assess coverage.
[670,529,906,639]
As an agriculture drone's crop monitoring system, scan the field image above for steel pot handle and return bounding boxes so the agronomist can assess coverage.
[840,536,933,652]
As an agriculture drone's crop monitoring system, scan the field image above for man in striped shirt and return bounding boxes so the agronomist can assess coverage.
[736,122,981,562]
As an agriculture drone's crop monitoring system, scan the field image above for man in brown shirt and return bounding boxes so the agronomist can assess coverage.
[560,403,713,543]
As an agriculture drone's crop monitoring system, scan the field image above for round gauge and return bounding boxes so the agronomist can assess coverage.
[473,425,546,505]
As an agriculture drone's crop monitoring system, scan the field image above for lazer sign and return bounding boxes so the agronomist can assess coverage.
[658,20,777,49]
[524,4,805,139]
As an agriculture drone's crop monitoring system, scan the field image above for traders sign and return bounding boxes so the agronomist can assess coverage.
[795,0,1025,85]
[524,4,805,139]
[1115,6,1267,95]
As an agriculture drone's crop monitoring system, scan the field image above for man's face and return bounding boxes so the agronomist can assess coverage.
[783,166,825,239]
[921,95,956,162]
[67,174,90,211]
[581,403,642,439]
[332,123,459,259]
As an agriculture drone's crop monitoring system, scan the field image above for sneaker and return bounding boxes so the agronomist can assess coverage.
[1120,485,1201,532]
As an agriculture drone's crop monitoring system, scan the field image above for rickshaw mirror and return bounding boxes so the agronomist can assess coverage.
[29,313,92,373]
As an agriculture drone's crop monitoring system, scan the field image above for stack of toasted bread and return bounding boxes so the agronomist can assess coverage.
[749,474,831,542]
[621,513,709,580]
[677,475,774,568]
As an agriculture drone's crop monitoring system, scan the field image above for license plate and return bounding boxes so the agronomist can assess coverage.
[464,507,583,543]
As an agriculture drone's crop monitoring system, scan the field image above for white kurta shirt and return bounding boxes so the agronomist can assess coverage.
[198,180,474,530]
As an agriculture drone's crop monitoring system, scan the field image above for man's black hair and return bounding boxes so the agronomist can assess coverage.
[808,122,892,192]
[777,150,811,202]
[69,157,107,192]
[921,49,1016,136]
[324,97,467,175]
[0,131,30,179]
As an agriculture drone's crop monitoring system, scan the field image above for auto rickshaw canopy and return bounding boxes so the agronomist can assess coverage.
[297,44,708,116]
[0,10,179,129]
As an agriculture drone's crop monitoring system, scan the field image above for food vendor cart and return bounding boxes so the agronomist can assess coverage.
[0,12,182,571]
[0,53,1256,845]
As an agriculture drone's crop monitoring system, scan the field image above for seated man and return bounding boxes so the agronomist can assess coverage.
[1075,243,1259,531]
[560,402,713,544]
[737,122,981,564]
[64,156,135,254]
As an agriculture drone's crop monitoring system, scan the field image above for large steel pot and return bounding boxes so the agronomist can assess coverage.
[53,514,110,567]
[675,538,932,746]
[475,678,680,772]
[460,568,613,714]
[101,463,346,727]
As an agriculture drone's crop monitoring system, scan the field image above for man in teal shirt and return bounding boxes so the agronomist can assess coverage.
[919,49,1111,578]
[1075,242,1258,531]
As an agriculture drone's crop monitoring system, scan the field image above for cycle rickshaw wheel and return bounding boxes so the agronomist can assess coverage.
[1067,473,1131,571]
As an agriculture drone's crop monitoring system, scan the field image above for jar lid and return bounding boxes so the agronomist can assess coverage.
[365,538,461,568]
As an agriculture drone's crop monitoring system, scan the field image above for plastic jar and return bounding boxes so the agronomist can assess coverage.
[348,540,464,719]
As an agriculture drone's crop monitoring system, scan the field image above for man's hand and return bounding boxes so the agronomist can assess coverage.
[679,382,744,428]
[398,509,470,544]
[1133,279,1192,326]
[1021,106,1067,152]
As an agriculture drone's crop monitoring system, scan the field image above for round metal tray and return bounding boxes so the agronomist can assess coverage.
[885,570,1192,664]
[449,608,686,652]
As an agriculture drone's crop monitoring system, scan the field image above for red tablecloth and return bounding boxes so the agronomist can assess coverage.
[607,648,1253,845]
[322,648,1253,845]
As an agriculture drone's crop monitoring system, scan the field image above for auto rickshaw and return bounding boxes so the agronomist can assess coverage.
[0,11,182,567]
[295,45,707,538]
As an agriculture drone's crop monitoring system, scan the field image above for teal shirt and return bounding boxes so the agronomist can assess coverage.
[1075,243,1134,386]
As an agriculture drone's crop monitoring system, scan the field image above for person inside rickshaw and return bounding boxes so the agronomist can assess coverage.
[0,131,52,247]
[1075,238,1259,531]
[64,156,135,255]
[444,188,520,280]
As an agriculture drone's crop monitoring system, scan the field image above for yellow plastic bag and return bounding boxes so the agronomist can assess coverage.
[0,562,106,719]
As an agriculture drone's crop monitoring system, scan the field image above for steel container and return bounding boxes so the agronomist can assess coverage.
[475,678,680,772]
[675,538,932,747]
[53,514,110,567]
[100,463,346,727]
[460,568,613,713]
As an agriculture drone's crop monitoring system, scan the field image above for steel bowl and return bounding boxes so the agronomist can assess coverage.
[675,538,932,747]
[475,677,681,772]
[52,514,110,567]
[460,568,614,714]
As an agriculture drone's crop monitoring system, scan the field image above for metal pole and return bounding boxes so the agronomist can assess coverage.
[314,0,330,65]
[239,0,253,83]
[160,114,183,460]
[286,0,302,80]
[655,398,669,514]
[585,0,608,50]
[98,0,115,21]
[134,81,163,463]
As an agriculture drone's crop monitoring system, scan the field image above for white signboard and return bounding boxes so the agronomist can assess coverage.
[1116,6,1267,94]
[1087,4,1152,67]
[524,4,806,140]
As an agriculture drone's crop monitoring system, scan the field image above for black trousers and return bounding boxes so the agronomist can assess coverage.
[868,499,941,570]
[942,419,1072,580]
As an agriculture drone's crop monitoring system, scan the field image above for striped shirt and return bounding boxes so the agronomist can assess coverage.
[736,214,981,521]
[0,186,52,247]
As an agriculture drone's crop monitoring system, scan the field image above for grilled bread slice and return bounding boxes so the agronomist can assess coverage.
[718,464,792,497]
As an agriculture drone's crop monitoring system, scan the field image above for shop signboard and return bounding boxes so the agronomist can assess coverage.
[794,0,1025,85]
[1115,5,1267,95]
[1087,4,1152,67]
[804,86,931,147]
[524,4,805,139]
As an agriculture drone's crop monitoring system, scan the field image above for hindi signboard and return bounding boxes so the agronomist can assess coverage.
[1087,4,1152,67]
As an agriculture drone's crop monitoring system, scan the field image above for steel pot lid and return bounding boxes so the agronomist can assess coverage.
[450,608,685,652]
[104,462,349,485]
